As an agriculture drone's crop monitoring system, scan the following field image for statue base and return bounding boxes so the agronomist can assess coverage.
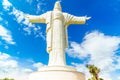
[28,66,85,80]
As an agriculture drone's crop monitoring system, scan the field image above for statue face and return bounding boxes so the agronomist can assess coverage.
[53,1,62,11]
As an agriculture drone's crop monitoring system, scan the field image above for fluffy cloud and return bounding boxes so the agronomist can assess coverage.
[0,52,45,80]
[0,25,15,44]
[2,0,35,33]
[0,16,2,21]
[26,0,45,14]
[118,76,120,80]
[2,0,12,10]
[33,62,46,69]
[0,52,30,80]
[66,31,120,80]
[26,0,33,5]
[0,52,10,60]
[2,0,45,38]
[100,73,113,80]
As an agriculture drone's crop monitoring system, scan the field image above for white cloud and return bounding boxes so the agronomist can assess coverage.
[0,52,10,60]
[12,8,24,23]
[118,76,120,80]
[2,0,45,39]
[0,60,18,68]
[0,52,46,80]
[100,73,113,80]
[67,31,120,80]
[4,45,9,49]
[0,52,19,78]
[26,0,45,14]
[36,2,42,14]
[36,0,46,14]
[33,62,45,69]
[2,0,12,10]
[0,16,2,21]
[26,0,33,5]
[71,62,86,72]
[0,25,15,44]
[10,8,33,27]
[23,27,32,35]
[66,42,88,58]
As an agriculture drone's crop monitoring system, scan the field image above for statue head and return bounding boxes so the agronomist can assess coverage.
[53,1,62,11]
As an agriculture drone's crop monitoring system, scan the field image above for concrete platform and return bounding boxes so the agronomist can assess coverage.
[29,66,85,80]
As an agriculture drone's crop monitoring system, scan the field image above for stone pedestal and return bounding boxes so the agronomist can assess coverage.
[29,66,85,80]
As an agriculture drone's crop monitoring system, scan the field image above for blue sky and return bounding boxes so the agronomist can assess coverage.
[0,0,120,80]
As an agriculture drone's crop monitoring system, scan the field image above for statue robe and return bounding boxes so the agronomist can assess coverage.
[27,11,87,66]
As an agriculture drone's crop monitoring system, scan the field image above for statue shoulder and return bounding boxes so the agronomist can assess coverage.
[46,11,53,14]
[63,12,68,16]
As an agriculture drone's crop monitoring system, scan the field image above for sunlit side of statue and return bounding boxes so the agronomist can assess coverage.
[26,1,91,66]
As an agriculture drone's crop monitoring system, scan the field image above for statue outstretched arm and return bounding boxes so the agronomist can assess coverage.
[25,13,46,23]
[63,13,91,26]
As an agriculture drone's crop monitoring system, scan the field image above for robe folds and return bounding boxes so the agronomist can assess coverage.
[27,10,87,66]
[45,11,86,53]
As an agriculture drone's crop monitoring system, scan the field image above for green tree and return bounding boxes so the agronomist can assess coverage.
[86,64,104,80]
[0,78,14,80]
[3,78,9,80]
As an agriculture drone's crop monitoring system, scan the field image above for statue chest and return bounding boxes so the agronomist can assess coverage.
[53,11,64,21]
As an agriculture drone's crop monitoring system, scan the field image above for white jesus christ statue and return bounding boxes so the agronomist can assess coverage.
[26,1,90,66]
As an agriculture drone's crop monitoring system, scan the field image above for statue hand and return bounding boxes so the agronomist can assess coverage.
[85,15,91,20]
[25,15,30,19]
[86,17,91,20]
